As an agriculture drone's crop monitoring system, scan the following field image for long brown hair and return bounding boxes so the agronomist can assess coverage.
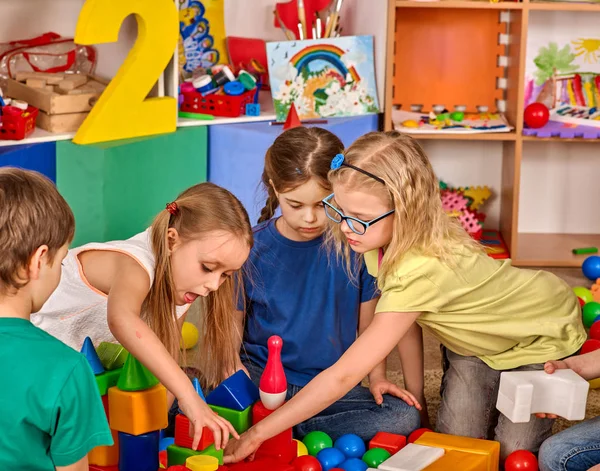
[258,127,344,224]
[146,182,252,389]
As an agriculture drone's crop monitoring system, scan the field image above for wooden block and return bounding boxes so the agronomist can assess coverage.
[16,71,64,84]
[379,443,445,471]
[108,384,168,435]
[26,78,47,88]
[65,73,88,87]
[88,429,119,466]
[6,78,98,114]
[415,432,499,471]
[37,110,89,133]
[423,450,488,471]
[45,85,55,92]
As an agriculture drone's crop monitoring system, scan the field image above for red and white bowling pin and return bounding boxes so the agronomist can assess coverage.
[259,335,287,410]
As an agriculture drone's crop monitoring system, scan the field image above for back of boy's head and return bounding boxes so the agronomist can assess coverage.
[0,168,74,295]
[258,127,344,224]
[148,182,252,389]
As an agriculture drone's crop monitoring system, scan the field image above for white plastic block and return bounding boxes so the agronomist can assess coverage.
[496,369,589,423]
[378,443,445,471]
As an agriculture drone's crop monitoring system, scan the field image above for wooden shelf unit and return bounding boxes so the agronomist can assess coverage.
[384,0,600,267]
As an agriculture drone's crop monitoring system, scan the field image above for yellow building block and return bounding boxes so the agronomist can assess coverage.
[88,429,119,466]
[108,384,168,435]
[186,454,219,471]
[415,432,499,471]
[424,450,489,470]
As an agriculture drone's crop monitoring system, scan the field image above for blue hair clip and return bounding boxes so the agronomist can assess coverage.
[330,153,345,170]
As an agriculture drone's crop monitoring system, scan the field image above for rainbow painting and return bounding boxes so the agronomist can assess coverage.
[266,36,379,121]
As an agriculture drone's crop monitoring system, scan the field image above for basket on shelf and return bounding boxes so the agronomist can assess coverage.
[0,105,38,140]
[180,88,257,118]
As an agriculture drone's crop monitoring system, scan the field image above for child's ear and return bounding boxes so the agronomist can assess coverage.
[167,228,181,253]
[28,245,49,281]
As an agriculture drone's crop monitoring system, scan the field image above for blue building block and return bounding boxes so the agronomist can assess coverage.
[118,430,160,471]
[80,336,104,375]
[0,142,56,182]
[245,103,260,116]
[206,370,259,411]
[178,376,206,414]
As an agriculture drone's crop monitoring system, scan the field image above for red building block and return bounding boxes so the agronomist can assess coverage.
[101,394,110,421]
[228,458,294,470]
[174,413,214,451]
[369,431,407,455]
[252,401,296,463]
[89,466,119,471]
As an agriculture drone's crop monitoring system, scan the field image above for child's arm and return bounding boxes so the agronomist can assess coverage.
[224,310,421,464]
[544,348,600,380]
[56,456,88,471]
[107,256,237,450]
[230,310,249,378]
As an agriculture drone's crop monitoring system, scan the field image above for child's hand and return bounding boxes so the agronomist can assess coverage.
[178,391,239,450]
[534,359,571,419]
[223,428,263,464]
[369,378,422,410]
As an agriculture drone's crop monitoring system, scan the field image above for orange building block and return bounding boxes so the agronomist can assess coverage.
[423,450,489,471]
[88,429,119,466]
[108,384,168,435]
[415,432,499,471]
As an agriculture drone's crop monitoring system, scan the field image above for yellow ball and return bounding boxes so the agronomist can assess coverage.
[181,322,199,350]
[401,119,419,128]
[295,438,308,456]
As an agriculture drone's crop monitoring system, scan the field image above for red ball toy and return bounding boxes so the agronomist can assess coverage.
[580,338,600,355]
[578,296,586,308]
[408,428,432,444]
[505,450,538,470]
[524,102,550,129]
[590,321,600,341]
[293,455,323,471]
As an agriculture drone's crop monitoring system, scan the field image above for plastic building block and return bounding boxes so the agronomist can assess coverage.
[378,443,445,471]
[422,450,488,470]
[179,377,206,414]
[415,433,499,471]
[283,103,301,130]
[206,370,259,411]
[208,404,251,434]
[175,413,214,451]
[88,429,119,466]
[118,430,160,471]
[252,401,295,463]
[168,444,203,466]
[117,354,159,391]
[96,368,122,396]
[496,369,589,423]
[81,336,104,374]
[198,443,224,464]
[89,465,119,471]
[97,342,129,370]
[245,103,260,116]
[108,384,168,435]
[227,458,294,470]
[186,454,219,471]
[369,432,407,455]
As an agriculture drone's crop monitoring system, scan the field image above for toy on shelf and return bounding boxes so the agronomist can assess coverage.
[393,108,513,135]
[0,101,38,141]
[439,181,493,242]
[496,369,589,423]
[273,0,340,40]
[523,102,550,129]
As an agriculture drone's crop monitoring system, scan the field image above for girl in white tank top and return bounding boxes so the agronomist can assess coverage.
[32,182,253,452]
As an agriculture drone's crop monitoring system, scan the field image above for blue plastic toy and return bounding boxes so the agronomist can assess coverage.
[340,458,369,471]
[206,370,259,411]
[159,436,175,451]
[316,447,345,471]
[334,433,366,459]
[80,336,104,375]
[245,103,260,116]
[119,430,160,471]
[583,256,600,281]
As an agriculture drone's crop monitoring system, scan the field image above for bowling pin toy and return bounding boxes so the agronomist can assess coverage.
[259,335,287,410]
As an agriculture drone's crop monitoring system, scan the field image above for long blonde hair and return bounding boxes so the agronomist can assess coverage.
[146,182,252,389]
[328,131,480,285]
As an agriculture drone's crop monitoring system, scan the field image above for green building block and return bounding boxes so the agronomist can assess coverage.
[97,342,128,370]
[208,404,251,434]
[198,443,223,464]
[56,127,208,246]
[167,444,202,466]
[117,354,159,391]
[96,367,122,396]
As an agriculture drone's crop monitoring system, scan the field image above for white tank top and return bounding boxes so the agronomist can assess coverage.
[31,229,190,351]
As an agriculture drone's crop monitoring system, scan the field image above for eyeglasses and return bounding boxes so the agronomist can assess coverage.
[322,193,395,235]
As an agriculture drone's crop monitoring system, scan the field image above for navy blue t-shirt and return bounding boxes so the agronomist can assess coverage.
[241,219,379,386]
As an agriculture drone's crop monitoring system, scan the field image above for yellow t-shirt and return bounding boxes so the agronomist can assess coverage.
[365,247,586,370]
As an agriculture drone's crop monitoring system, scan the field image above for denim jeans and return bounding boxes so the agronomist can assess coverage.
[437,347,555,461]
[538,416,600,471]
[243,360,421,442]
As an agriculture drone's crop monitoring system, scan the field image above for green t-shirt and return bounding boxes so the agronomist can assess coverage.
[0,318,113,469]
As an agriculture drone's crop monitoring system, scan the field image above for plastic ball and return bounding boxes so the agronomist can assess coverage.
[578,297,586,308]
[573,287,594,305]
[583,302,600,328]
[293,455,323,471]
[303,431,333,456]
[580,338,600,355]
[180,322,199,349]
[583,256,600,281]
[296,438,309,456]
[408,427,432,444]
[338,458,368,471]
[362,447,391,467]
[504,450,538,470]
[590,321,600,341]
[334,434,366,459]
[316,447,345,470]
[524,102,549,128]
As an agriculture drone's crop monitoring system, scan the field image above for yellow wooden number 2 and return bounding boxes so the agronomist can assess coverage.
[73,0,178,145]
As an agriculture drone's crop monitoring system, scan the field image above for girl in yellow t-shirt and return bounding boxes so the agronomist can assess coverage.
[224,131,586,464]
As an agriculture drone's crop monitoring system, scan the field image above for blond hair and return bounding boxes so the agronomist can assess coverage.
[258,127,344,224]
[328,131,481,286]
[146,182,252,389]
[0,168,75,295]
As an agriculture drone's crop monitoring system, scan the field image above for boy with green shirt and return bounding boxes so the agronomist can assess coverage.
[0,168,112,470]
